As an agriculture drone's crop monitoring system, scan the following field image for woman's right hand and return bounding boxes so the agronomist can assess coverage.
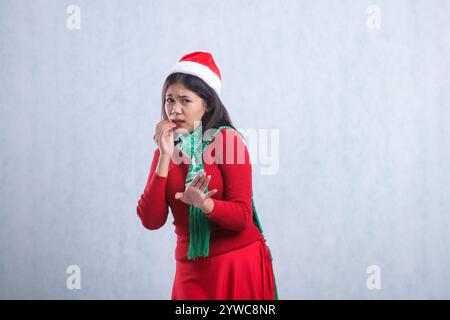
[153,120,177,157]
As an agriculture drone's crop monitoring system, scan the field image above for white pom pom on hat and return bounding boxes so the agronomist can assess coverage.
[166,51,222,97]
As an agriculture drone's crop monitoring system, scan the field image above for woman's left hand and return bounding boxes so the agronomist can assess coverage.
[175,171,218,208]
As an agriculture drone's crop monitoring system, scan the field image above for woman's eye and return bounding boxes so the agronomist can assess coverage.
[166,98,173,103]
[183,99,190,103]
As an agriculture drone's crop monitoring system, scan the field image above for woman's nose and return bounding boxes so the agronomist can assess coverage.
[172,103,182,114]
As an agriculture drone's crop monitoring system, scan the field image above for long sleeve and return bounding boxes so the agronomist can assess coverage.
[207,128,253,231]
[136,148,169,230]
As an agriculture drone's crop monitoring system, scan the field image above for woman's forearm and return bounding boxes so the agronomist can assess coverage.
[137,149,169,230]
[155,153,171,177]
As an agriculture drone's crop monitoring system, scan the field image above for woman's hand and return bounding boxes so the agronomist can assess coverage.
[153,120,176,157]
[175,171,218,209]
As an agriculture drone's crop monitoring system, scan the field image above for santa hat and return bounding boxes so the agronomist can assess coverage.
[167,51,222,96]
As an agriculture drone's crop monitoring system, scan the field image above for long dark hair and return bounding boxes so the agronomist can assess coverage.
[160,73,239,143]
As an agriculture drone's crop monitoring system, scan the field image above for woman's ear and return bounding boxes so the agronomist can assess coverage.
[203,101,209,112]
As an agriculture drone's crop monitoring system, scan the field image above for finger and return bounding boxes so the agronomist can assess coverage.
[155,121,165,132]
[154,125,162,141]
[164,125,176,137]
[192,171,203,188]
[162,123,176,136]
[157,122,173,137]
[163,122,176,130]
[159,124,171,136]
[190,171,203,188]
[153,126,160,141]
[166,128,174,140]
[205,189,218,198]
[157,120,171,127]
[154,130,160,144]
[175,192,183,200]
[193,171,206,189]
[199,175,211,192]
[155,127,163,144]
[155,121,171,136]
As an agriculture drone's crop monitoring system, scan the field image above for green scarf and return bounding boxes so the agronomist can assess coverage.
[177,124,278,299]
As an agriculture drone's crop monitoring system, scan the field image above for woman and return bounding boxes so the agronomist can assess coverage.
[137,51,278,300]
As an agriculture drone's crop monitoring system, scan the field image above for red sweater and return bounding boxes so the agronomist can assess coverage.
[137,127,264,262]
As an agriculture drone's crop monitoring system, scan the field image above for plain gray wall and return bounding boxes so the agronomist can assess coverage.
[1,0,449,299]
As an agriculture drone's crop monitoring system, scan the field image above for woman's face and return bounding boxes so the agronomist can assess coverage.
[165,82,207,133]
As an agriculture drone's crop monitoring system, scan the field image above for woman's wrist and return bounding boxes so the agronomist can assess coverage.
[200,198,214,216]
[155,153,171,177]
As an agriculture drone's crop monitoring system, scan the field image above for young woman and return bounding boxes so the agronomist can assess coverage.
[137,51,278,300]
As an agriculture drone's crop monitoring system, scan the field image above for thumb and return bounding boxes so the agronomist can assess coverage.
[175,192,183,200]
[205,189,218,198]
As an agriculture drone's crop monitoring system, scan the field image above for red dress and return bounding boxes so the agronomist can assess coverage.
[137,128,277,300]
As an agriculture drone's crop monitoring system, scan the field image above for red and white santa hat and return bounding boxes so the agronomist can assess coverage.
[167,51,222,96]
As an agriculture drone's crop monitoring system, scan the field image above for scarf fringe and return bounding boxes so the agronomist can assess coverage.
[188,204,211,260]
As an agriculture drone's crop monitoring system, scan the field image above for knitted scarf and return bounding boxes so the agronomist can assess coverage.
[176,124,278,299]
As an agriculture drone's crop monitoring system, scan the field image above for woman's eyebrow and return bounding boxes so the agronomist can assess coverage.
[166,94,191,98]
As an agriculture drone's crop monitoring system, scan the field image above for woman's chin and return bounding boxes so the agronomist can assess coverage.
[175,126,190,135]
